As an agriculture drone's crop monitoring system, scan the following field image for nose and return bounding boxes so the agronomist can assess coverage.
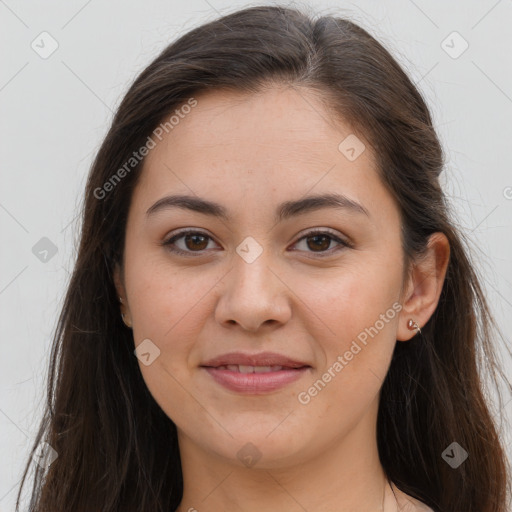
[214,250,292,332]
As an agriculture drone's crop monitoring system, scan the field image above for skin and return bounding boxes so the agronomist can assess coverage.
[114,85,449,511]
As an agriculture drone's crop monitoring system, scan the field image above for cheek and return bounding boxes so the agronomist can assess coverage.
[125,247,208,341]
[125,259,209,426]
[291,256,402,403]
[293,257,402,347]
[124,250,220,403]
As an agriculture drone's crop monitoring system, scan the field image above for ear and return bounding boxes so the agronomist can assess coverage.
[113,262,132,326]
[396,232,450,341]
[113,262,126,301]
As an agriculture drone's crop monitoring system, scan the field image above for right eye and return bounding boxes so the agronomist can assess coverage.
[162,230,220,256]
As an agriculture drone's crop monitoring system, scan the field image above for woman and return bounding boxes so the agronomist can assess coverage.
[17,5,510,512]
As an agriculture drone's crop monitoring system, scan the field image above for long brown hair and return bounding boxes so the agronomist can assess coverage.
[16,5,511,511]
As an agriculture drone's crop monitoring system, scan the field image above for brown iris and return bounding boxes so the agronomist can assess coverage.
[184,233,209,251]
[306,234,331,252]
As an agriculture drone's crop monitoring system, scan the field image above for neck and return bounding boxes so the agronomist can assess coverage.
[175,400,390,511]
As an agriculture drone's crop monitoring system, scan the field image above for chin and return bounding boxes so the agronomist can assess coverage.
[202,425,312,469]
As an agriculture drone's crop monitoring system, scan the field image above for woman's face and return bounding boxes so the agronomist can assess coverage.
[116,86,409,468]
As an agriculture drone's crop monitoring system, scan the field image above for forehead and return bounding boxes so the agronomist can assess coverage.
[133,86,395,223]
[146,86,374,170]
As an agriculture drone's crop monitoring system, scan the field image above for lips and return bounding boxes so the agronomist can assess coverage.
[215,364,289,373]
[201,351,310,369]
[200,352,311,394]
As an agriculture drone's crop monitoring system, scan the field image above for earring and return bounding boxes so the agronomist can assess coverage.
[407,319,421,334]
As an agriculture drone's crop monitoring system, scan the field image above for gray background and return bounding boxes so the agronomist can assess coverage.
[1,1,511,510]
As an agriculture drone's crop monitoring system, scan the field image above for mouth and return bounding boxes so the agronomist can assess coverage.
[212,364,302,373]
[200,352,312,394]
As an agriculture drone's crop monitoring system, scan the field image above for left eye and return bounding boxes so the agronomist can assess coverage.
[292,230,349,256]
[162,229,349,257]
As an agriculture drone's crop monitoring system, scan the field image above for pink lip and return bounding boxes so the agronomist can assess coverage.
[201,351,309,368]
[203,367,310,393]
[200,351,311,394]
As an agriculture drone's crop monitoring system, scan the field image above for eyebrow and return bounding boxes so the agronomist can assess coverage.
[145,192,370,222]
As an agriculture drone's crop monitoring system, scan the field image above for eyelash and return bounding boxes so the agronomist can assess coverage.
[161,228,351,258]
